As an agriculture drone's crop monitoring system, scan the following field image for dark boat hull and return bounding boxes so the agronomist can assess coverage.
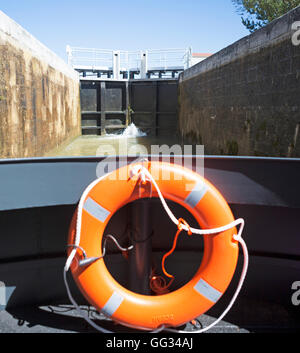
[0,156,299,332]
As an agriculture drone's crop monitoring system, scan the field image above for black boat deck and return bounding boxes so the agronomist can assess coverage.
[1,297,299,333]
[0,156,299,333]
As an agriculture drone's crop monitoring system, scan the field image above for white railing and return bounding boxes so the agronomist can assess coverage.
[147,48,191,70]
[66,46,114,69]
[66,46,192,79]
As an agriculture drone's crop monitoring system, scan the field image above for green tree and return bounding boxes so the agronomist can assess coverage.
[232,0,300,32]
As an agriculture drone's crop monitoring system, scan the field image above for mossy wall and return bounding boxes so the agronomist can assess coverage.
[0,11,81,158]
[179,6,300,157]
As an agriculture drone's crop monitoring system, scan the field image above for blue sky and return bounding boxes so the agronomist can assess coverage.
[1,0,249,62]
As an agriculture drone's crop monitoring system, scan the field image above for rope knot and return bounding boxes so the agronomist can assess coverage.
[177,218,192,235]
[129,159,151,185]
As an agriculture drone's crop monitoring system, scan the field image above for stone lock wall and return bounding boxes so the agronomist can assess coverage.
[0,11,81,158]
[179,6,300,157]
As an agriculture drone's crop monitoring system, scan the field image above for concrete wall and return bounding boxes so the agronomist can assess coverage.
[0,11,81,158]
[179,6,300,157]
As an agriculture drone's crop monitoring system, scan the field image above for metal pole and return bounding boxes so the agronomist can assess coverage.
[100,81,106,135]
[113,51,120,80]
[129,199,152,295]
[140,51,148,79]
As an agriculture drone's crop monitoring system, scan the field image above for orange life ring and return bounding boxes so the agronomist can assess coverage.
[68,161,239,330]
